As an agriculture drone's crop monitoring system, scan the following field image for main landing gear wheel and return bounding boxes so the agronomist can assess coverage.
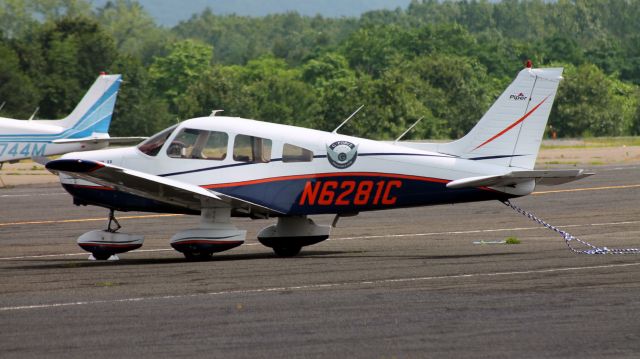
[92,253,112,260]
[257,216,331,258]
[182,251,214,261]
[272,245,302,257]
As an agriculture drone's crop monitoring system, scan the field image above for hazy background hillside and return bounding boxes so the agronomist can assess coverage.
[90,0,413,26]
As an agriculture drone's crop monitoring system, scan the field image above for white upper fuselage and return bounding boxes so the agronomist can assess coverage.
[59,116,519,206]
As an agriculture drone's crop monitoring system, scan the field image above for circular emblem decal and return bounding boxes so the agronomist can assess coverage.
[326,141,358,169]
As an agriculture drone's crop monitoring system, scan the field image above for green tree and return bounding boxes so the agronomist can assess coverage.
[551,63,638,137]
[359,65,448,140]
[0,41,40,117]
[0,0,37,38]
[407,54,498,138]
[96,0,169,63]
[0,0,90,37]
[109,55,173,136]
[632,98,640,135]
[32,16,117,118]
[301,52,371,132]
[149,39,213,114]
[235,56,319,127]
[174,65,247,119]
[340,24,402,77]
[176,57,320,128]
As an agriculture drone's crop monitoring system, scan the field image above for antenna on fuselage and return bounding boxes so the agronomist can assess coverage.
[0,101,5,112]
[28,107,39,121]
[394,117,424,143]
[210,109,224,117]
[332,105,364,134]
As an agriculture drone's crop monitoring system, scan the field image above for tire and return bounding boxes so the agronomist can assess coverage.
[183,251,213,261]
[272,246,302,257]
[93,253,111,260]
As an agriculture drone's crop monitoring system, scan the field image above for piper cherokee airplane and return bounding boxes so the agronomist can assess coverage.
[45,64,592,260]
[0,73,143,166]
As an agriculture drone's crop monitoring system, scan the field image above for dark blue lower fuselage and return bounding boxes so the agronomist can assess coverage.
[63,173,512,216]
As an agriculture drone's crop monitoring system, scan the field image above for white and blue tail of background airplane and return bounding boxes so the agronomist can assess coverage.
[0,74,142,165]
[45,74,121,135]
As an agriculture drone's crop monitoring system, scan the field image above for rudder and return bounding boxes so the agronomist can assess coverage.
[435,66,563,170]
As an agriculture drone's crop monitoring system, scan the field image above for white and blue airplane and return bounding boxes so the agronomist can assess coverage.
[45,64,592,260]
[0,73,142,166]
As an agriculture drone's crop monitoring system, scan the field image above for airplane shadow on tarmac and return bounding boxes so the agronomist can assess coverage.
[9,250,523,270]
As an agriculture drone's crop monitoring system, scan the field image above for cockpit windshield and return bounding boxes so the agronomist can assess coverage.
[137,125,177,156]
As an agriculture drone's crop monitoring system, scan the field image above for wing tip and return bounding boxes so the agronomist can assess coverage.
[46,159,104,173]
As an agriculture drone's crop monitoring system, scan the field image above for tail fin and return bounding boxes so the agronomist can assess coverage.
[436,67,563,170]
[51,74,122,138]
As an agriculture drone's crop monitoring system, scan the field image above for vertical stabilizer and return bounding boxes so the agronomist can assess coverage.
[52,74,122,137]
[435,67,563,169]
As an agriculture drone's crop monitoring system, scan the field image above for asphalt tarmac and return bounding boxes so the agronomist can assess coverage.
[1,165,639,358]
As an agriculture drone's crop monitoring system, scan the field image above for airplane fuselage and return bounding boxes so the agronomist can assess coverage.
[58,116,522,216]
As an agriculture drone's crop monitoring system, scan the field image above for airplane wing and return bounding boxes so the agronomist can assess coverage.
[45,159,281,215]
[52,136,147,145]
[446,169,593,189]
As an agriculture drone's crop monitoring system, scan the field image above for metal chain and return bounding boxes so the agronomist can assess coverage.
[502,200,640,255]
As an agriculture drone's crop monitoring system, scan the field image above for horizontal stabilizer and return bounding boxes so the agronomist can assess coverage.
[446,169,593,189]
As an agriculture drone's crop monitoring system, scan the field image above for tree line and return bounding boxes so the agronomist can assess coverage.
[1,0,639,139]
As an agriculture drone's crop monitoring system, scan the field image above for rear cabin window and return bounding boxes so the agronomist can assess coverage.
[233,134,272,163]
[282,143,313,162]
[167,128,228,160]
[137,126,176,157]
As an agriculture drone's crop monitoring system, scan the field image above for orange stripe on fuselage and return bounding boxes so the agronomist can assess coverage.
[201,172,451,189]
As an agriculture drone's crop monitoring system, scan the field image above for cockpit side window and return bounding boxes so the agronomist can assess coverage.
[137,126,176,157]
[282,143,313,162]
[233,134,272,163]
[201,132,228,160]
[167,128,228,160]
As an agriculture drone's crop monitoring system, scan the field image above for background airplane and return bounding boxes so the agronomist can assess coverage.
[0,73,143,167]
[45,65,591,260]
